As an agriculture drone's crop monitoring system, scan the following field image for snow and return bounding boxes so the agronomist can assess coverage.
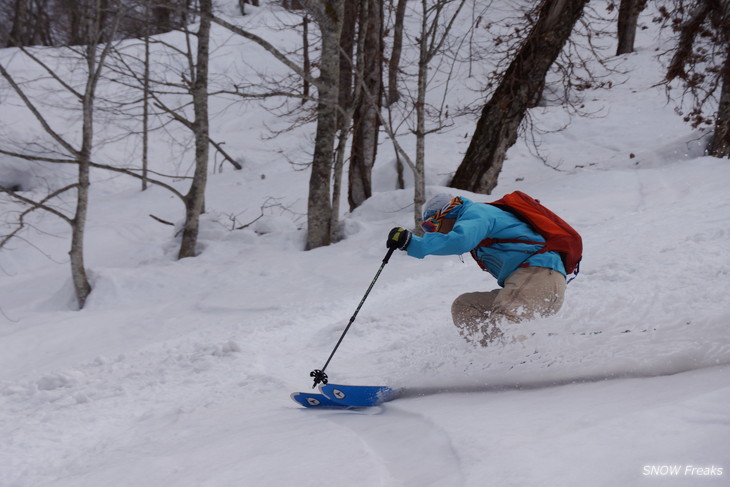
[1,2,730,486]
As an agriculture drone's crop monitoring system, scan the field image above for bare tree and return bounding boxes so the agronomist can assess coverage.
[107,0,241,258]
[0,0,120,308]
[304,0,344,249]
[204,6,342,250]
[387,0,407,106]
[384,0,410,191]
[662,0,730,158]
[177,0,212,258]
[715,41,730,157]
[410,0,466,224]
[330,0,360,242]
[346,0,470,227]
[450,0,590,194]
[348,0,383,211]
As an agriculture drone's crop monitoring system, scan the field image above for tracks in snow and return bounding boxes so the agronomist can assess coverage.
[322,406,465,487]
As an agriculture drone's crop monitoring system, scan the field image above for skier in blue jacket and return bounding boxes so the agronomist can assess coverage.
[387,193,566,346]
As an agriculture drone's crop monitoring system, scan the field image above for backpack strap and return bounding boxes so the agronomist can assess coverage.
[567,259,581,284]
[479,237,547,249]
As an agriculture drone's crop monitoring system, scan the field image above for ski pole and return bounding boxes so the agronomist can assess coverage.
[310,247,396,388]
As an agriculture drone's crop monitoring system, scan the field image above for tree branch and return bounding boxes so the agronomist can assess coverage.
[206,12,322,90]
[0,61,79,157]
[209,138,242,170]
[0,184,77,229]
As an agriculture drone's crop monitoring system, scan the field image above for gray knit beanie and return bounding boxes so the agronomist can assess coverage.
[423,193,454,220]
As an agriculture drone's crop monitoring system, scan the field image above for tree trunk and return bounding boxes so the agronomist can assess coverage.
[387,0,407,105]
[7,0,29,46]
[388,0,408,190]
[142,5,151,191]
[331,125,349,242]
[0,0,121,308]
[338,0,357,119]
[710,40,730,157]
[306,0,343,250]
[70,2,115,308]
[450,0,589,195]
[331,0,360,240]
[413,0,430,228]
[616,0,647,56]
[71,47,94,308]
[348,0,382,211]
[7,0,53,47]
[178,0,211,258]
[67,0,84,45]
[153,0,174,33]
[302,14,311,101]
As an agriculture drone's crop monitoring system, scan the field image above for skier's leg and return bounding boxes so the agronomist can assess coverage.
[492,266,566,322]
[451,289,502,344]
[451,267,566,347]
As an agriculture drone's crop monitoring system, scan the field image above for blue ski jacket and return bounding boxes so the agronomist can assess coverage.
[406,197,566,286]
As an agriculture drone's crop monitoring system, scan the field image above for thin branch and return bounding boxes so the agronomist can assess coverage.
[0,61,79,157]
[206,12,322,90]
[209,138,242,170]
[666,1,713,82]
[153,100,193,129]
[87,161,186,200]
[149,214,175,226]
[16,46,83,100]
[0,148,76,164]
[0,184,77,229]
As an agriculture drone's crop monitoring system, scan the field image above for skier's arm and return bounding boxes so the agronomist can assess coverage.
[407,214,491,258]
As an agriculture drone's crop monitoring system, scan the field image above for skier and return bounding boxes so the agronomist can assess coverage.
[386,193,567,346]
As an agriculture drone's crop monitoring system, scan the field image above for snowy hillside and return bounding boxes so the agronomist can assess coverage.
[1,1,729,487]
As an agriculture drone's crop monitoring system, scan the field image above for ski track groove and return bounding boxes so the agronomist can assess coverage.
[325,406,465,487]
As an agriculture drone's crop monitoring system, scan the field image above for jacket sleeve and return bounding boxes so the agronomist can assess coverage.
[407,210,492,259]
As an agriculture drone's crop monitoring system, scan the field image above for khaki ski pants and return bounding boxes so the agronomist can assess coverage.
[451,266,566,347]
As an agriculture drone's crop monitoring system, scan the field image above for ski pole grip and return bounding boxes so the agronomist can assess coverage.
[382,247,396,264]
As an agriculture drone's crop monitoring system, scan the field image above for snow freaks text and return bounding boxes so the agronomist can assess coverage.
[642,465,724,477]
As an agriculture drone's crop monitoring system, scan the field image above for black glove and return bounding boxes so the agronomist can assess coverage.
[387,227,412,250]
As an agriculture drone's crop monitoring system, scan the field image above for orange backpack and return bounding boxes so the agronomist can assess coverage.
[479,191,583,280]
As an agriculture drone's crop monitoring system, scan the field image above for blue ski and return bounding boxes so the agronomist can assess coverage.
[319,383,398,407]
[290,391,353,409]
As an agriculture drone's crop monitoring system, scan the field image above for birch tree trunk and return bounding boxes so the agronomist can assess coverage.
[413,0,430,228]
[178,0,212,258]
[142,2,151,191]
[328,2,354,243]
[69,0,121,307]
[306,0,343,250]
[409,0,465,226]
[69,39,99,309]
[450,0,589,194]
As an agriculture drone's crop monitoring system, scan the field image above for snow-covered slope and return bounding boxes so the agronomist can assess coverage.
[1,2,729,486]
